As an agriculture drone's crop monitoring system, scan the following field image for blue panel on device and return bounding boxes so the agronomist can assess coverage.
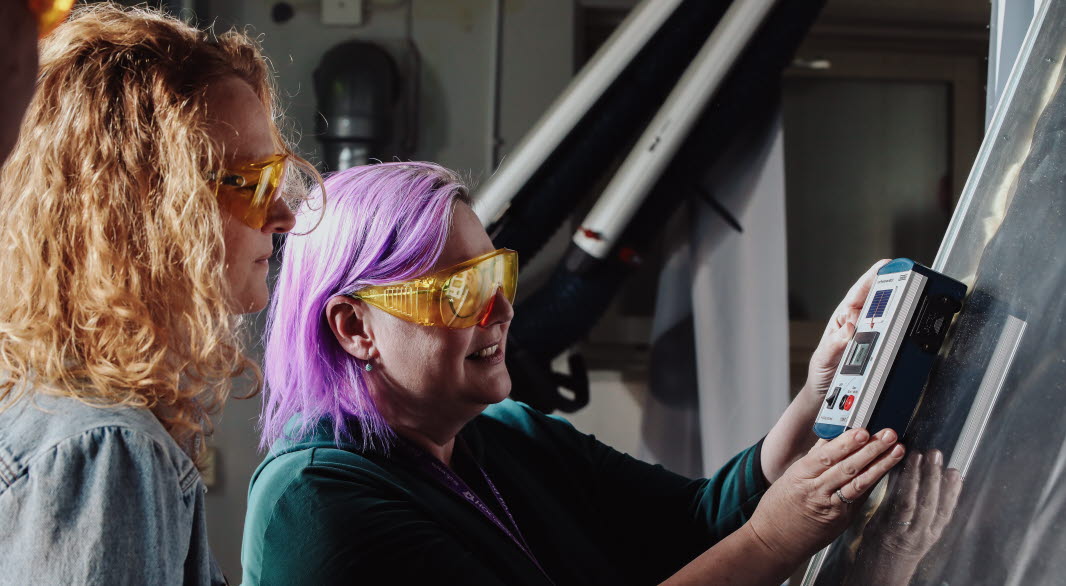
[865,289,892,319]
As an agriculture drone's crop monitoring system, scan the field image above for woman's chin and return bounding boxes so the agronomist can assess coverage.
[228,283,269,314]
[481,374,513,405]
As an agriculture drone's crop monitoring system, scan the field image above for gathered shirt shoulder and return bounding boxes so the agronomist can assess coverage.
[0,392,226,585]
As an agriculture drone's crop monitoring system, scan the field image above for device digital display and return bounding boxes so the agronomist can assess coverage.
[840,331,879,375]
[848,342,872,366]
[865,289,893,319]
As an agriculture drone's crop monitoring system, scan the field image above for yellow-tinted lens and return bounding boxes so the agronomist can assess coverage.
[256,160,283,204]
[29,0,74,37]
[215,155,288,229]
[439,250,517,328]
[499,251,517,302]
[441,266,490,326]
[354,249,517,329]
[218,154,325,233]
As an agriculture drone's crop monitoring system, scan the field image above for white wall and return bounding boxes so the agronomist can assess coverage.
[562,369,647,456]
[201,0,575,579]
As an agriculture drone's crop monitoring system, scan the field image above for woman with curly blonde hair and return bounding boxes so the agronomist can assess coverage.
[0,5,321,583]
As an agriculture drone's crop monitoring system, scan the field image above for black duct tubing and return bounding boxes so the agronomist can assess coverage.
[617,0,828,257]
[506,0,827,413]
[488,0,730,263]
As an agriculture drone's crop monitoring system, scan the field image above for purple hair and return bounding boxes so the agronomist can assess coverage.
[260,162,470,451]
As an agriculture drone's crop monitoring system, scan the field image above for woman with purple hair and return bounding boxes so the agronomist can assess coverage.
[241,162,905,585]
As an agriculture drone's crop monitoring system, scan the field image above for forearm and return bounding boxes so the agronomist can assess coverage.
[660,522,800,586]
[759,262,890,483]
[760,385,822,483]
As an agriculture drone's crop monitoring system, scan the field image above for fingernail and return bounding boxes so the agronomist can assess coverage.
[854,430,869,443]
[933,450,943,465]
[892,445,905,457]
[881,429,897,443]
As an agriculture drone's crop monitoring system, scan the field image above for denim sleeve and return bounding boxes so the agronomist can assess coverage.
[0,426,197,584]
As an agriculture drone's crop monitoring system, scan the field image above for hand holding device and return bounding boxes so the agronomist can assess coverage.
[803,260,891,400]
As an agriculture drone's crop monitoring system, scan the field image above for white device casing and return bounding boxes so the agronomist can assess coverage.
[815,269,928,431]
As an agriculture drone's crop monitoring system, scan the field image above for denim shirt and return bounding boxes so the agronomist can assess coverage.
[0,392,226,585]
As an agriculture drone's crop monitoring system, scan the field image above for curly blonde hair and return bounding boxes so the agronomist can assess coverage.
[0,4,284,457]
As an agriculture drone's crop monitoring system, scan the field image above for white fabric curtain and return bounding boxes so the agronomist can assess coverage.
[640,111,790,477]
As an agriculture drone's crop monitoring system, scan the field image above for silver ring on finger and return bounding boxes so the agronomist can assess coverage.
[835,488,856,505]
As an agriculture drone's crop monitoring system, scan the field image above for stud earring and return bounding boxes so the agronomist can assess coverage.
[364,362,373,372]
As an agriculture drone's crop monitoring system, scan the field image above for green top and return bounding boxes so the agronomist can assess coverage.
[241,399,768,585]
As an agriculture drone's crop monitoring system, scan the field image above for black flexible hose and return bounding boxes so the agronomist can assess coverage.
[489,0,730,261]
[505,0,827,413]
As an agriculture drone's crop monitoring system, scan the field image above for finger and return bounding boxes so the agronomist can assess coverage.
[893,451,922,524]
[932,467,964,534]
[801,428,871,478]
[830,321,857,356]
[881,454,903,499]
[836,259,892,317]
[912,450,944,531]
[809,321,857,383]
[820,428,899,492]
[840,441,906,501]
[824,260,889,340]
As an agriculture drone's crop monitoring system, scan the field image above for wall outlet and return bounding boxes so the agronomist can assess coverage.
[322,0,364,26]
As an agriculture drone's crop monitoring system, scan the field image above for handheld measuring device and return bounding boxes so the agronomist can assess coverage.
[813,259,966,440]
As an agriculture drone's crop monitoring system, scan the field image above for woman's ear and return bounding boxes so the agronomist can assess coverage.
[325,295,375,360]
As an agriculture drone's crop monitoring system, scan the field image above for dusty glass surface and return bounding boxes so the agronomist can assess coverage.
[805,2,1066,584]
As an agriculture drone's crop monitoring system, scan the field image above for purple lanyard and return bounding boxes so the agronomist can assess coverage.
[394,437,555,584]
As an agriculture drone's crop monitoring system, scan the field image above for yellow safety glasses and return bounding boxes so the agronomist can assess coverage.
[211,153,325,232]
[28,0,74,37]
[351,248,518,329]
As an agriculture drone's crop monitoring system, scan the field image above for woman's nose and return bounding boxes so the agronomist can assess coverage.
[479,287,514,327]
[264,198,297,234]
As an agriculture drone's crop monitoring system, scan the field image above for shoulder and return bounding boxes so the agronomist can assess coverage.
[481,398,574,429]
[243,444,410,583]
[0,392,195,496]
[248,443,396,517]
[476,398,580,444]
[246,442,396,525]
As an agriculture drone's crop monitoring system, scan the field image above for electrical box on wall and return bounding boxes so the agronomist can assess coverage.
[321,0,363,26]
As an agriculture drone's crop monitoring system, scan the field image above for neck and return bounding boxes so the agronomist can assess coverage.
[370,386,486,468]
[395,425,458,466]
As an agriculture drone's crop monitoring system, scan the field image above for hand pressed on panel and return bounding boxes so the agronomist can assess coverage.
[841,450,963,586]
[749,427,906,561]
[862,450,963,560]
